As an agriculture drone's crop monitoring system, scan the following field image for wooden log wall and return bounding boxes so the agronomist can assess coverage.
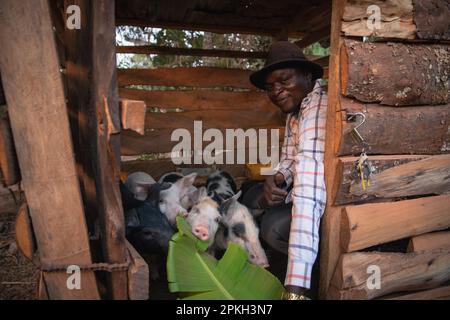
[118,67,285,158]
[320,0,450,300]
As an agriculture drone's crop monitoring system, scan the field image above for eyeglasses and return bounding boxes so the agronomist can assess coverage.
[264,74,298,92]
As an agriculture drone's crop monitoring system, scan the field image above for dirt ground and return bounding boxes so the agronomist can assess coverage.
[0,187,38,300]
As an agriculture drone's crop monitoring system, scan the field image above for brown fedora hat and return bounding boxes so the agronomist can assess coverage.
[250,41,324,90]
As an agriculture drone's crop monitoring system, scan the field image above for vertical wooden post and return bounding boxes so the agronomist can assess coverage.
[319,0,346,299]
[60,0,128,299]
[0,0,100,299]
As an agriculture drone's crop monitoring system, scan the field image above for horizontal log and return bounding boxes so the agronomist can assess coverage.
[408,231,450,253]
[121,127,284,156]
[337,98,450,156]
[119,88,276,111]
[335,155,436,205]
[120,99,146,135]
[342,0,450,40]
[144,109,283,130]
[340,194,450,252]
[384,285,450,300]
[116,45,268,59]
[349,154,450,199]
[342,0,415,39]
[341,40,450,106]
[413,0,450,40]
[118,67,257,89]
[328,250,450,300]
[121,159,248,182]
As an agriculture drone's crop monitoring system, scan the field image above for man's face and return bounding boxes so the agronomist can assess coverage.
[265,68,312,114]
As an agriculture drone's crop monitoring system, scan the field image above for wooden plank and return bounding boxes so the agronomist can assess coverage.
[118,67,258,90]
[385,285,450,300]
[0,0,100,299]
[342,0,416,39]
[340,40,450,106]
[413,0,450,40]
[349,154,450,199]
[143,110,284,130]
[14,204,36,261]
[91,0,128,300]
[116,45,268,59]
[319,0,346,300]
[408,231,450,253]
[0,117,20,186]
[126,240,149,300]
[334,155,428,205]
[121,127,284,155]
[340,195,450,253]
[119,88,277,111]
[328,250,450,300]
[120,99,146,135]
[337,98,450,156]
[121,159,248,182]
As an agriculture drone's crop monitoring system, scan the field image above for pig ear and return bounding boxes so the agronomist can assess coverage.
[219,191,241,215]
[176,172,197,192]
[187,186,207,204]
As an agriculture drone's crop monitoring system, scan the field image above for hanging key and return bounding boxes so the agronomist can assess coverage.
[347,112,367,144]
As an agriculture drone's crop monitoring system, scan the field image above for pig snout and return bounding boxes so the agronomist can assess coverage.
[247,244,269,268]
[193,225,210,241]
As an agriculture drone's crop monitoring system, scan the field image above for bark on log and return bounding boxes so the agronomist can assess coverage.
[342,0,415,39]
[408,231,450,253]
[0,0,100,299]
[341,40,450,106]
[342,0,450,40]
[340,195,450,252]
[337,98,450,156]
[349,154,450,199]
[413,0,450,40]
[334,155,428,205]
[328,250,450,300]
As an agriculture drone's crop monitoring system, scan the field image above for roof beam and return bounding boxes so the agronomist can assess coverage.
[294,26,331,49]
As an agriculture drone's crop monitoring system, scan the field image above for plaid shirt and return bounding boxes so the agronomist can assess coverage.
[277,79,327,289]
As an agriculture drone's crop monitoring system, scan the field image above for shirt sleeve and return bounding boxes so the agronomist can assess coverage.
[277,114,295,187]
[285,89,327,289]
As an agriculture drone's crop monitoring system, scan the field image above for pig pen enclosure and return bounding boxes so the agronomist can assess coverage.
[0,0,450,300]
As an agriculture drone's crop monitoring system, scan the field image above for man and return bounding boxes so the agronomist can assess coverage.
[247,41,327,300]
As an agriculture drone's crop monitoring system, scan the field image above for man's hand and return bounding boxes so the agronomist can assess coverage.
[263,172,287,207]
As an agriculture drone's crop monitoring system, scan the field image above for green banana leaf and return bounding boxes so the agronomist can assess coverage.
[166,216,285,300]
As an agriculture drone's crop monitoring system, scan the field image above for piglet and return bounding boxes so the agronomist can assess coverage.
[185,186,221,243]
[124,171,156,201]
[216,191,269,268]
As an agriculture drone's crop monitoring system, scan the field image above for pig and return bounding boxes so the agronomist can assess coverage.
[185,186,222,243]
[206,170,269,268]
[121,182,175,280]
[158,172,198,211]
[121,182,175,254]
[206,170,237,204]
[158,172,198,226]
[124,171,156,201]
